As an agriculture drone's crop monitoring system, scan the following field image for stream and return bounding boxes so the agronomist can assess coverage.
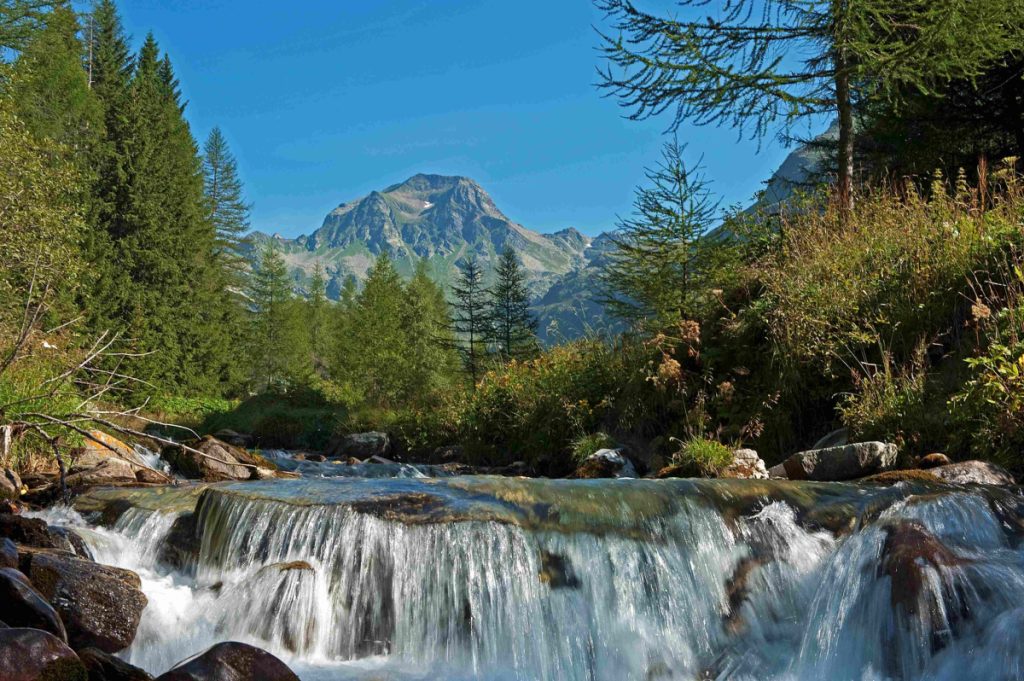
[30,470,1024,680]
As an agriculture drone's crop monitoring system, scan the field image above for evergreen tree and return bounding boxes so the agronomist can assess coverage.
[599,138,718,327]
[451,256,489,383]
[405,259,460,397]
[347,253,410,406]
[7,5,101,150]
[307,262,329,375]
[202,126,251,277]
[0,0,54,55]
[249,242,304,391]
[489,246,538,361]
[597,0,1024,210]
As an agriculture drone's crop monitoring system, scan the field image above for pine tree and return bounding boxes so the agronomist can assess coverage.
[599,139,718,327]
[202,126,251,276]
[7,5,101,150]
[405,259,460,397]
[249,242,304,391]
[347,253,410,406]
[597,0,1024,210]
[307,262,329,375]
[489,246,538,361]
[451,256,490,383]
[0,0,53,54]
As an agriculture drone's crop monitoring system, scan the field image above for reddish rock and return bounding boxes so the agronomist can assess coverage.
[0,567,67,641]
[155,642,299,681]
[880,521,964,617]
[916,453,952,469]
[0,628,86,681]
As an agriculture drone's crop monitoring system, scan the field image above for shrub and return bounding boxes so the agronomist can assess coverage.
[670,437,733,476]
[570,432,618,463]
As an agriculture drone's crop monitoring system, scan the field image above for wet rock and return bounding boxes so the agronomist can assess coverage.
[158,513,198,573]
[162,437,250,482]
[916,453,952,469]
[538,551,579,589]
[0,513,59,548]
[263,560,314,574]
[880,521,965,618]
[155,641,300,681]
[50,526,94,560]
[211,429,254,449]
[134,468,171,484]
[724,556,765,635]
[860,469,940,485]
[782,441,898,481]
[0,567,67,641]
[326,431,391,460]
[67,431,170,487]
[78,647,153,681]
[0,468,23,500]
[0,628,86,681]
[21,550,147,653]
[0,537,17,568]
[570,449,637,479]
[653,463,691,478]
[929,460,1014,486]
[720,449,769,480]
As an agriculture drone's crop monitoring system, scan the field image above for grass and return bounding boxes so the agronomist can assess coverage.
[670,437,733,476]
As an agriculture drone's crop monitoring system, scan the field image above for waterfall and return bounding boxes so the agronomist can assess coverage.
[54,477,1024,680]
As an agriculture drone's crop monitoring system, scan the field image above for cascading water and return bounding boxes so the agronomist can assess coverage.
[47,476,1024,680]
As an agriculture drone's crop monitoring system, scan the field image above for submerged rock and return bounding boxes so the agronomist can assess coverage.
[538,551,579,589]
[929,460,1014,486]
[570,449,637,479]
[782,441,898,481]
[78,647,153,681]
[326,431,391,460]
[155,641,300,681]
[0,628,86,681]
[0,566,67,641]
[20,550,147,653]
[158,513,199,573]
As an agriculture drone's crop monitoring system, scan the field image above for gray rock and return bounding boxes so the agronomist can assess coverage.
[0,628,86,681]
[162,437,250,482]
[155,641,299,681]
[930,460,1015,486]
[326,431,391,460]
[0,468,21,501]
[572,449,637,479]
[0,567,67,642]
[782,441,898,481]
[721,449,769,479]
[21,550,147,653]
[768,463,788,479]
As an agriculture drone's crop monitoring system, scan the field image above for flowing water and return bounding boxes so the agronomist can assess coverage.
[35,472,1024,680]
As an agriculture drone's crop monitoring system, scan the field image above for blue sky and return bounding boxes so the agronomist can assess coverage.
[103,0,829,238]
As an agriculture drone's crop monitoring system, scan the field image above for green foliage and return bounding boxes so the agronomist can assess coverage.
[489,246,538,361]
[670,437,733,476]
[571,432,618,464]
[599,138,718,327]
[450,256,490,383]
[952,341,1024,469]
[249,242,308,391]
[200,391,341,450]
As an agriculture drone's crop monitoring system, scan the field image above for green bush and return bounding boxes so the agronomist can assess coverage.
[670,437,733,476]
[571,432,619,463]
[200,391,341,450]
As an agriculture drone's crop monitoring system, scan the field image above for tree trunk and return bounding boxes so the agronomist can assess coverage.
[835,58,854,215]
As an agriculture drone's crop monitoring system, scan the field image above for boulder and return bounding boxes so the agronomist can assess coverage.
[767,463,788,479]
[155,642,300,681]
[78,647,153,681]
[570,449,637,479]
[211,429,255,449]
[929,460,1015,486]
[158,513,199,573]
[0,567,67,641]
[326,431,391,460]
[0,468,23,500]
[916,453,953,469]
[0,537,17,568]
[67,431,170,486]
[21,550,147,653]
[0,628,86,681]
[162,437,251,482]
[0,513,59,548]
[782,441,898,481]
[720,449,769,480]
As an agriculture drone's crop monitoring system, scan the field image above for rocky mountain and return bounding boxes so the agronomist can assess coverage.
[249,174,591,297]
[247,174,602,342]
